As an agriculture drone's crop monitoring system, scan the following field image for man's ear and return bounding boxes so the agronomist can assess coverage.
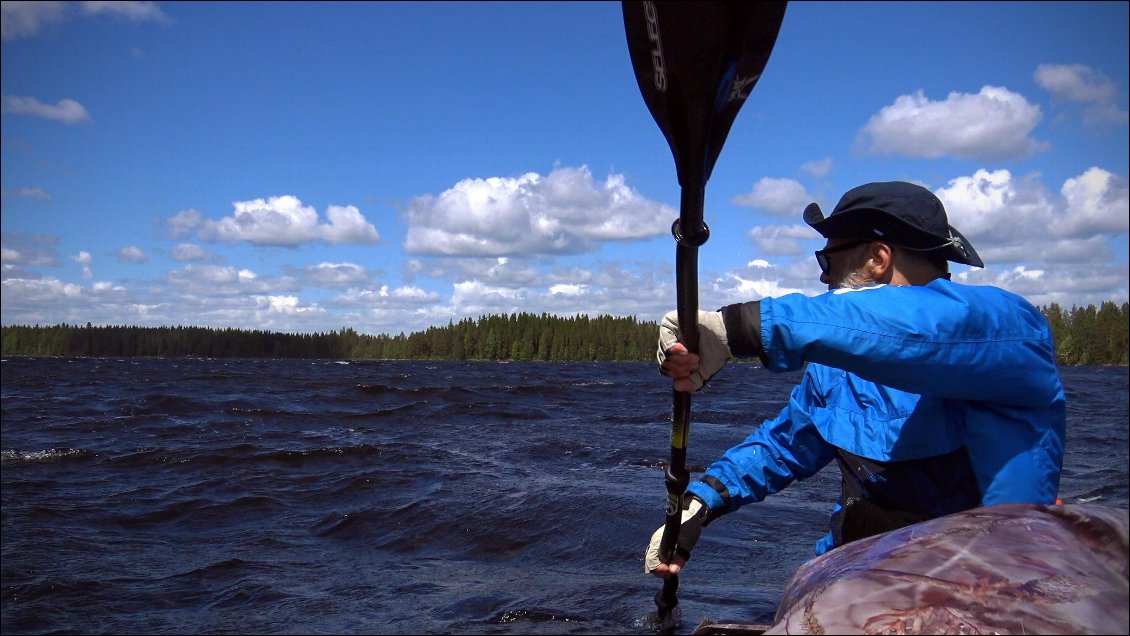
[867,242,895,282]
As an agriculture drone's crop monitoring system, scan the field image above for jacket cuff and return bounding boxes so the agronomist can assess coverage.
[687,476,732,525]
[721,301,768,365]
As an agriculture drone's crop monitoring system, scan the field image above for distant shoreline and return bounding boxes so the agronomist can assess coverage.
[3,301,1127,365]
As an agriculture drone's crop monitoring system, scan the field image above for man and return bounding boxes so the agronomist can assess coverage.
[646,180,1066,578]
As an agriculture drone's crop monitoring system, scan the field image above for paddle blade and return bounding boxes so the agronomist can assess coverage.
[622,1,787,189]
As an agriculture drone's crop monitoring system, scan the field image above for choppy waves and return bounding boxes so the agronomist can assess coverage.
[2,358,1126,634]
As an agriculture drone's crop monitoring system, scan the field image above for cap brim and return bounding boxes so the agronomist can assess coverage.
[803,202,827,229]
[803,202,984,268]
[944,226,983,268]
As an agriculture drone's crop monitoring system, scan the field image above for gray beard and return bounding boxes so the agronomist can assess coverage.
[828,269,876,291]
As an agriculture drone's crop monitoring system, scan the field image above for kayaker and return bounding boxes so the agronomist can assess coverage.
[646,180,1067,578]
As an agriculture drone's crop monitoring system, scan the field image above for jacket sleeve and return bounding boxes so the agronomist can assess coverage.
[687,369,837,515]
[757,280,1062,407]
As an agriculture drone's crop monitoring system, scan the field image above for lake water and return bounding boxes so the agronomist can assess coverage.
[2,358,1126,634]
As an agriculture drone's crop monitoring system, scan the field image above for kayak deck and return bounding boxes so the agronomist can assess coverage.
[691,619,770,635]
[694,503,1129,635]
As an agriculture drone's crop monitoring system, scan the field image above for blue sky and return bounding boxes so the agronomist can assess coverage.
[2,1,1127,337]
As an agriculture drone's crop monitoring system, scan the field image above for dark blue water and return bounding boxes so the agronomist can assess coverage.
[2,358,1126,635]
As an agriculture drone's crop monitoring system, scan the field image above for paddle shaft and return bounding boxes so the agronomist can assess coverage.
[656,185,707,619]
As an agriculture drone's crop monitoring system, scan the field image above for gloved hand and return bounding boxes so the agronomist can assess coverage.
[657,309,733,391]
[644,495,709,576]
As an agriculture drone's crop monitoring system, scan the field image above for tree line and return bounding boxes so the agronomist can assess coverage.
[0,313,655,362]
[1,302,1127,365]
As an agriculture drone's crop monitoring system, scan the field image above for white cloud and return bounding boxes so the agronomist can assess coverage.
[264,295,317,315]
[1058,167,1130,236]
[0,1,65,41]
[962,260,1128,309]
[430,256,543,288]
[731,177,813,216]
[858,87,1047,160]
[0,233,60,266]
[89,281,128,298]
[166,209,205,238]
[332,285,442,309]
[1035,64,1129,127]
[937,167,1129,249]
[747,223,818,257]
[72,251,93,278]
[1,276,84,303]
[390,286,439,302]
[935,169,1054,243]
[800,157,834,178]
[450,279,527,308]
[321,205,381,245]
[164,264,298,295]
[1,96,91,125]
[170,243,210,262]
[195,195,380,246]
[403,166,674,256]
[1,1,166,41]
[705,259,810,306]
[1035,64,1118,103]
[931,168,1128,292]
[302,262,370,288]
[549,283,586,296]
[113,246,148,263]
[80,1,168,23]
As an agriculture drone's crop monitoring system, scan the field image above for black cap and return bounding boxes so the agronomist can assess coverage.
[803,181,983,268]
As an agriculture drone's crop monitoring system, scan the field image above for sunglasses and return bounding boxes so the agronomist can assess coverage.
[814,240,871,275]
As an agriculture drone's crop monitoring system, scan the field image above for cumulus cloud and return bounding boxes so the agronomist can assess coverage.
[1035,63,1129,126]
[334,284,441,308]
[170,243,211,262]
[1,1,167,40]
[403,166,674,257]
[450,279,527,312]
[191,195,380,247]
[389,285,440,302]
[747,223,818,257]
[1058,167,1129,236]
[81,1,168,23]
[72,251,93,278]
[436,256,543,288]
[1,276,84,304]
[1,96,91,125]
[731,177,814,216]
[705,258,810,307]
[549,283,587,296]
[166,209,205,238]
[960,259,1129,309]
[858,87,1047,160]
[1,1,65,41]
[800,158,835,178]
[113,246,147,263]
[937,167,1128,243]
[262,295,321,316]
[301,262,371,288]
[1035,64,1118,103]
[936,167,1128,271]
[935,169,1054,243]
[1,233,60,267]
[165,264,298,296]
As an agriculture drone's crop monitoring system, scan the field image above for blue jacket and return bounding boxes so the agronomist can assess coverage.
[686,279,1066,554]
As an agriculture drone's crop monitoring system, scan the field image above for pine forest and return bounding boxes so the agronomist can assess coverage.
[2,302,1127,366]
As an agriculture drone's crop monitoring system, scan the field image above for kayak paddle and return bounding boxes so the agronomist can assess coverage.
[621,0,787,627]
